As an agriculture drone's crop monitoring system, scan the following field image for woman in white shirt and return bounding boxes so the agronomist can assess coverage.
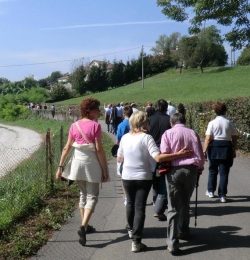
[117,111,192,252]
[203,102,238,203]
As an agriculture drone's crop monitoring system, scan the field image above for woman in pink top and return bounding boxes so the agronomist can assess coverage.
[56,97,109,246]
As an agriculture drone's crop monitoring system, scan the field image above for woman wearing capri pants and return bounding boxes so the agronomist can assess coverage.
[56,97,109,246]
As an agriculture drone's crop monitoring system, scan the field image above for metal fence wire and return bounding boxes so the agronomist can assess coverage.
[0,126,66,195]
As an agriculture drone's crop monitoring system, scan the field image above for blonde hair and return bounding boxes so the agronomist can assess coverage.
[129,111,149,133]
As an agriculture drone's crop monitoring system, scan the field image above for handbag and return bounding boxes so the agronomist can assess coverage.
[111,144,119,157]
[61,156,73,180]
[156,162,171,175]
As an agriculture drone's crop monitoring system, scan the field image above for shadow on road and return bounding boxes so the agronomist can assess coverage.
[181,225,250,255]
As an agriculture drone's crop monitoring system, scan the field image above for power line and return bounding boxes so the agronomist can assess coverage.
[0,46,142,68]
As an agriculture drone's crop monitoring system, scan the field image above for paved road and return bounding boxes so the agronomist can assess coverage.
[0,123,42,178]
[33,123,250,260]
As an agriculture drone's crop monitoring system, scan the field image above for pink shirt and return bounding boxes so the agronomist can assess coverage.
[68,120,101,144]
[160,124,205,169]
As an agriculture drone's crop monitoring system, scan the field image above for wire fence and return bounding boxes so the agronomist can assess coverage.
[0,125,68,231]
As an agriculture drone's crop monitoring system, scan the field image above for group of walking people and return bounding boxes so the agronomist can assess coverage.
[55,97,238,255]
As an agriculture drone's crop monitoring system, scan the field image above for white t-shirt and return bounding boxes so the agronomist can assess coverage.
[205,116,238,141]
[167,105,176,116]
[117,132,159,180]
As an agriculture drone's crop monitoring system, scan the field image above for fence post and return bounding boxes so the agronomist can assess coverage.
[45,129,49,186]
[47,128,54,190]
[60,126,64,153]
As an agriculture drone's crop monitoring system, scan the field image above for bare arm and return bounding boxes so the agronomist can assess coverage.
[95,136,109,182]
[203,135,213,153]
[154,148,193,163]
[55,136,74,180]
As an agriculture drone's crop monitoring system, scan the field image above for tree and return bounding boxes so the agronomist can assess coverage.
[178,26,227,72]
[151,32,181,56]
[108,60,125,88]
[237,46,250,65]
[50,84,70,102]
[87,63,109,92]
[23,77,38,89]
[0,77,9,85]
[70,65,88,95]
[38,78,49,89]
[48,71,63,84]
[157,0,250,49]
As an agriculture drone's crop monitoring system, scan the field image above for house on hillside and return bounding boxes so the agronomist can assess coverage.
[84,60,114,81]
[89,60,114,72]
[57,73,72,91]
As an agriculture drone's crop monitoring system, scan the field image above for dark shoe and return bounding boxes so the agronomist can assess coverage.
[168,248,183,256]
[155,213,167,221]
[86,225,96,234]
[78,226,86,246]
[177,232,191,240]
[68,180,74,186]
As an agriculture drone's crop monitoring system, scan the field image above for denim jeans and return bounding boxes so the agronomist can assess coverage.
[208,159,231,196]
[152,174,168,214]
[122,179,152,243]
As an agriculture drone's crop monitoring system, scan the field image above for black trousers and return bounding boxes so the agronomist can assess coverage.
[122,179,152,242]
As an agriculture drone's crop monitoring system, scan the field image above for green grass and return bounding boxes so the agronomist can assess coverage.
[0,116,114,258]
[55,66,250,106]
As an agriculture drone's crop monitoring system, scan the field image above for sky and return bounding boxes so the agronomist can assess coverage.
[0,0,239,82]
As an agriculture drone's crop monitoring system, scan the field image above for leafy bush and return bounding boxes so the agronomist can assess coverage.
[49,84,71,102]
[0,103,30,121]
[186,97,250,152]
[237,46,250,65]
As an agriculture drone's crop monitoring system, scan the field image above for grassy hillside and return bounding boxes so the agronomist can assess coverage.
[56,66,250,106]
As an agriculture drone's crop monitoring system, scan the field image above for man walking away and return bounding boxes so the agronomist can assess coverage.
[160,113,205,255]
[149,99,171,221]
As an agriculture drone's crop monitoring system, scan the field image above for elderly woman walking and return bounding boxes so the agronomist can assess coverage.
[117,111,192,252]
[55,97,109,246]
[203,102,238,203]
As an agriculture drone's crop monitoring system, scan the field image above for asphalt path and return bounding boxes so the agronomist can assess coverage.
[33,121,250,260]
[0,123,42,178]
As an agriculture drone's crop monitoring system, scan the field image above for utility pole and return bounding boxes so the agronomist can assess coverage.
[141,45,144,89]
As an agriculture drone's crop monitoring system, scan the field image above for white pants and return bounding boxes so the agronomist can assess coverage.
[77,181,99,210]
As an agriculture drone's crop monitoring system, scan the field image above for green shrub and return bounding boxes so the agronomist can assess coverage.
[186,97,250,152]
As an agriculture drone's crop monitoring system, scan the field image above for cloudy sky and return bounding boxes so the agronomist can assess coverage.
[0,0,237,81]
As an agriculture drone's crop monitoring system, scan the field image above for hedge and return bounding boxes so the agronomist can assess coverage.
[186,97,250,153]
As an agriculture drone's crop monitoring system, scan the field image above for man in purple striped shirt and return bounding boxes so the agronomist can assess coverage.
[160,113,205,255]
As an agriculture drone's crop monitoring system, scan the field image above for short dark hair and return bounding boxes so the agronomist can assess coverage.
[155,99,168,112]
[123,105,133,118]
[170,112,186,125]
[177,103,186,115]
[80,97,100,118]
[213,102,227,115]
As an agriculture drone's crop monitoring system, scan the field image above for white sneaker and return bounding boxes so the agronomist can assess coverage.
[206,191,215,198]
[124,197,127,206]
[220,196,226,203]
[131,241,147,252]
[128,229,133,238]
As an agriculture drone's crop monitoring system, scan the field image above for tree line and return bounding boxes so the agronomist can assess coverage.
[1,26,250,106]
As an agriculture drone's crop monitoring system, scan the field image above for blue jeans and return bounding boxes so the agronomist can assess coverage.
[122,179,152,243]
[152,174,168,215]
[207,159,231,196]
